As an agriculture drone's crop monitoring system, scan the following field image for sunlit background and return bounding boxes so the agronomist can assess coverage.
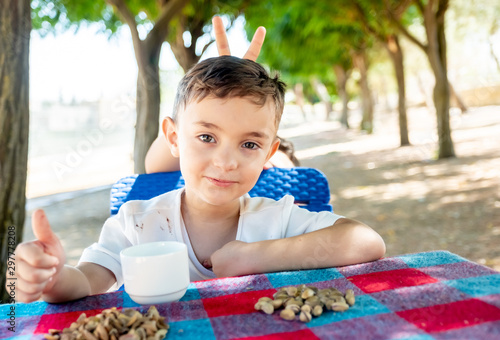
[28,17,254,197]
[27,11,500,198]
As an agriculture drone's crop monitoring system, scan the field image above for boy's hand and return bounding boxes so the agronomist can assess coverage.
[11,209,66,303]
[210,240,254,278]
[212,16,266,61]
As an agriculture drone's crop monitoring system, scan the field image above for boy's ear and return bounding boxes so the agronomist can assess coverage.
[265,138,280,163]
[162,117,180,158]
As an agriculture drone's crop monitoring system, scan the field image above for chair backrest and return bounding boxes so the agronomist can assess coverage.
[110,167,333,215]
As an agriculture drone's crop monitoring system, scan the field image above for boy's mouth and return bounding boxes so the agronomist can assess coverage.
[206,177,238,187]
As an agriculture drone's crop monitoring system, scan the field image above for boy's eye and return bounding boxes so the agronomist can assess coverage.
[199,135,215,143]
[242,142,259,149]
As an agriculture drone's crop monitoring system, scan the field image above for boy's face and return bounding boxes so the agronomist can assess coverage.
[164,96,280,208]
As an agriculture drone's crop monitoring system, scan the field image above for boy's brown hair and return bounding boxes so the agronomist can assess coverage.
[172,56,286,128]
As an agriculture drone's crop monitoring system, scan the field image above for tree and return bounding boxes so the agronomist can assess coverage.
[167,1,246,72]
[245,0,374,130]
[108,0,188,173]
[351,42,375,133]
[332,65,351,128]
[386,0,455,158]
[352,0,411,145]
[33,0,189,173]
[32,0,253,173]
[448,0,500,74]
[0,0,31,303]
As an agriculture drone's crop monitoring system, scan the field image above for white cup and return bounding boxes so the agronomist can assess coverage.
[120,241,189,305]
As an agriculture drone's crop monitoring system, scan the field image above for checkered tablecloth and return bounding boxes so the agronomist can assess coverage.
[1,251,499,339]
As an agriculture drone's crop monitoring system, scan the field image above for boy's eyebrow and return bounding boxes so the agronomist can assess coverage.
[195,121,270,139]
[195,121,221,130]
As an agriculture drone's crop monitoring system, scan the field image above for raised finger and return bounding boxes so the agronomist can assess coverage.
[17,259,57,283]
[213,16,230,56]
[243,26,266,61]
[16,241,59,268]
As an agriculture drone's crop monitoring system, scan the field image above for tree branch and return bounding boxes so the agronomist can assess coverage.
[414,0,425,16]
[353,0,387,43]
[200,38,215,56]
[107,0,144,66]
[393,0,414,18]
[352,1,387,43]
[384,0,427,52]
[436,0,449,21]
[190,19,210,56]
[147,0,188,49]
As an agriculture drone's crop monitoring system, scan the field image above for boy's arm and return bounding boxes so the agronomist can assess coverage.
[10,209,116,303]
[145,135,181,173]
[41,263,116,303]
[211,218,386,278]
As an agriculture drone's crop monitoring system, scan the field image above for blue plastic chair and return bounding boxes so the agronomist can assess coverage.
[110,167,333,215]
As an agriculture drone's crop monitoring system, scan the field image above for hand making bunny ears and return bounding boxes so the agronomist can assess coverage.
[212,16,266,61]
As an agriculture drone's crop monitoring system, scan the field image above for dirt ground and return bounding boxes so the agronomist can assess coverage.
[23,105,500,271]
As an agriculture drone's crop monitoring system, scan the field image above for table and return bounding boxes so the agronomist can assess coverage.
[1,251,499,339]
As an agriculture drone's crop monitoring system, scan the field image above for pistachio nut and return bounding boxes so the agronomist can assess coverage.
[285,304,301,314]
[299,311,312,323]
[345,289,355,306]
[280,309,296,321]
[312,305,324,317]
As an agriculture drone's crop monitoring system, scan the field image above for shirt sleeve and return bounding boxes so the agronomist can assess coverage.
[283,203,344,238]
[78,207,134,288]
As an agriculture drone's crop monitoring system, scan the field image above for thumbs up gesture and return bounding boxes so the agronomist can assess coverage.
[9,209,66,303]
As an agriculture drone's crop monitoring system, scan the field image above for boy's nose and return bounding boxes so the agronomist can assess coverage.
[212,147,238,171]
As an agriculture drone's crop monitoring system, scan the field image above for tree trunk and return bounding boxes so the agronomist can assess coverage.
[352,51,374,133]
[387,0,455,159]
[310,77,333,120]
[488,20,500,73]
[416,72,434,110]
[385,34,410,146]
[293,83,307,120]
[168,17,202,72]
[425,0,455,158]
[433,75,454,158]
[449,81,467,113]
[333,64,350,128]
[110,0,187,174]
[0,0,31,303]
[135,60,161,174]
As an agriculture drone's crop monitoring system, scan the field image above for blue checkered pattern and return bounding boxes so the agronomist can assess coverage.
[1,251,499,339]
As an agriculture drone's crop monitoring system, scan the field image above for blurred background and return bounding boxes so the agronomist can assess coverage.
[1,0,499,300]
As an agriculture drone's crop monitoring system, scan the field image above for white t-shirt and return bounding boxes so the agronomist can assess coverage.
[79,188,343,287]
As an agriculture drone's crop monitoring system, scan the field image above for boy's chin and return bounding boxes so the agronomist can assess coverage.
[186,187,245,207]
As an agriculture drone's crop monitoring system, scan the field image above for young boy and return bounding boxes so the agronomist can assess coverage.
[11,56,385,304]
[144,17,298,173]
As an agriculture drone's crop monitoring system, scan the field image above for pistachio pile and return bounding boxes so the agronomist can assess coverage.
[254,284,355,322]
[44,306,169,340]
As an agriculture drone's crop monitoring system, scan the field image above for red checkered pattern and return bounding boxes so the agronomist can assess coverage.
[1,251,499,339]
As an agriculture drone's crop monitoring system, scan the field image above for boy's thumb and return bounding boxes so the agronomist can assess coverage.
[32,209,59,246]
